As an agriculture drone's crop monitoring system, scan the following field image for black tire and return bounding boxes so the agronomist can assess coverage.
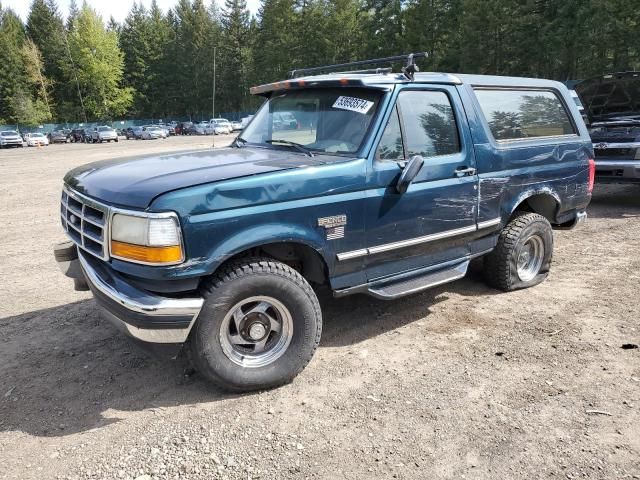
[115,138,119,142]
[189,257,322,392]
[483,212,553,291]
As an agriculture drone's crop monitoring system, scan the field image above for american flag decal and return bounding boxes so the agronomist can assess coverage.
[326,226,345,240]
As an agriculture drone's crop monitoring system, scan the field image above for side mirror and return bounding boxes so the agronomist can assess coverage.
[396,155,424,194]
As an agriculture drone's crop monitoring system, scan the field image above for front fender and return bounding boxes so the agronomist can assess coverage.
[201,222,331,275]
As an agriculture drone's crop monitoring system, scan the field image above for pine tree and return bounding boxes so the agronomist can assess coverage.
[254,0,296,82]
[25,0,66,118]
[120,2,152,116]
[0,7,28,124]
[219,0,251,113]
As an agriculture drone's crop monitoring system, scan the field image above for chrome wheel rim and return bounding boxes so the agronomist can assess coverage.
[516,235,544,282]
[219,296,293,368]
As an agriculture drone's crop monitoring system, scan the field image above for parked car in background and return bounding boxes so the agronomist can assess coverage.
[210,118,232,134]
[180,122,197,135]
[576,72,640,184]
[91,126,119,143]
[151,125,169,138]
[26,132,49,147]
[195,121,214,135]
[240,115,254,128]
[141,126,164,140]
[55,54,592,392]
[230,121,243,131]
[0,130,24,148]
[49,130,70,144]
[69,128,84,143]
[82,128,93,143]
[165,124,176,136]
[273,111,298,130]
[124,126,143,140]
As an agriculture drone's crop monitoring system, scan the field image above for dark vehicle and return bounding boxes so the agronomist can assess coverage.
[55,54,592,392]
[49,130,70,144]
[124,126,143,140]
[180,122,197,135]
[69,129,85,143]
[0,130,24,148]
[576,72,640,183]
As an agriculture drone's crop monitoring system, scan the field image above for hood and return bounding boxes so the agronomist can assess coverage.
[576,72,640,122]
[64,147,343,209]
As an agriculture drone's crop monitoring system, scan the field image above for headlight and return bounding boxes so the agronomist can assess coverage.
[110,213,184,265]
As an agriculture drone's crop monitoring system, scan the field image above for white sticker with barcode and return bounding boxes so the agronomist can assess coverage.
[332,96,374,114]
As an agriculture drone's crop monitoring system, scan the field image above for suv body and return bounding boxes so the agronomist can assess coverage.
[55,67,592,392]
[0,130,24,148]
[576,72,640,183]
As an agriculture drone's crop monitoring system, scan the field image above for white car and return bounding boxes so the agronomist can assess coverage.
[141,126,164,140]
[240,115,254,128]
[230,121,243,131]
[26,132,49,147]
[210,118,232,134]
[195,122,214,135]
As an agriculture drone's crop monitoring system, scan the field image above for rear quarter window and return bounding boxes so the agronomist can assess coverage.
[474,88,576,141]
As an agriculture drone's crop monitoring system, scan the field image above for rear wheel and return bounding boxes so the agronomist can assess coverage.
[189,258,322,392]
[483,212,553,291]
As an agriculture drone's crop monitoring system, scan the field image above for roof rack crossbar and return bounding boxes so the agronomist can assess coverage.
[289,53,427,80]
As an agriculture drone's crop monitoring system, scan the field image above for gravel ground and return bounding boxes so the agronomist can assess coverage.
[0,139,639,480]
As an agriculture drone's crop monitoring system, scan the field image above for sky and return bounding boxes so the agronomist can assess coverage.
[3,0,261,23]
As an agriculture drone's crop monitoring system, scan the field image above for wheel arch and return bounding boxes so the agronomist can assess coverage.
[506,188,561,224]
[203,225,331,286]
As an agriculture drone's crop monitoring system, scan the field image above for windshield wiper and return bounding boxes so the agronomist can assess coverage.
[233,136,247,148]
[265,139,314,157]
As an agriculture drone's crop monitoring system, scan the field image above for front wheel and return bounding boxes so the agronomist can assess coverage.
[483,212,553,291]
[189,258,322,392]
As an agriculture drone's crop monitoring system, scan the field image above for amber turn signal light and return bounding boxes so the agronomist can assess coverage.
[111,240,183,264]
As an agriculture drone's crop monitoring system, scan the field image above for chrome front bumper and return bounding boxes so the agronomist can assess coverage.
[595,160,640,182]
[54,242,203,344]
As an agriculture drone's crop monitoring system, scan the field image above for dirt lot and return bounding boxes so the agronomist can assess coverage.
[1,139,639,480]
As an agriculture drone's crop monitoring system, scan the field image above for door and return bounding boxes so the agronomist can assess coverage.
[364,86,479,281]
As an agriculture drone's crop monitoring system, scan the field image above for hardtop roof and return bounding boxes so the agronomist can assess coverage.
[250,72,567,95]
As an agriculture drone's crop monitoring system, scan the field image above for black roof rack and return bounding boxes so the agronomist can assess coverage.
[288,53,428,81]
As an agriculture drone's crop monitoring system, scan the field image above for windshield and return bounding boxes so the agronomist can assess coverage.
[1,131,18,136]
[240,88,383,154]
[98,126,112,131]
[32,133,44,138]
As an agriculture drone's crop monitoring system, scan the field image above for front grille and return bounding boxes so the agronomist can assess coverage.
[595,148,636,159]
[61,188,109,260]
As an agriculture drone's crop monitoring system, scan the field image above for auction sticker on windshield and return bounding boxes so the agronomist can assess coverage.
[332,96,374,114]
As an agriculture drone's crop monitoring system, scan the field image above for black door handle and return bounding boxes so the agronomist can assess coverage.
[455,166,476,177]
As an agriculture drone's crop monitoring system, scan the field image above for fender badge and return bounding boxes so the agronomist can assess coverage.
[318,215,347,239]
